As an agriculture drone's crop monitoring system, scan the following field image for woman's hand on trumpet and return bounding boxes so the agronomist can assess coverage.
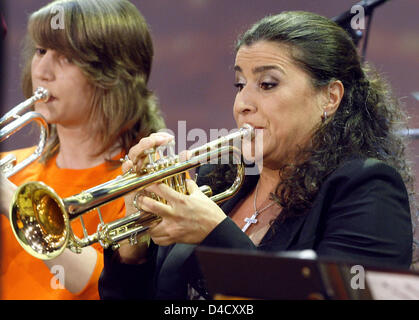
[122,132,175,174]
[136,180,227,246]
[117,132,175,263]
[121,131,227,247]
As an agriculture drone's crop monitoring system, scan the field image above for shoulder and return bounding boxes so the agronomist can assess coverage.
[330,157,402,178]
[322,158,407,195]
[314,157,411,236]
[312,158,412,269]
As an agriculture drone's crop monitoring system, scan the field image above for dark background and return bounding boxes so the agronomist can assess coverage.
[1,0,419,252]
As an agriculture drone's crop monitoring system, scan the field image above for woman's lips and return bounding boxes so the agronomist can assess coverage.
[46,95,56,103]
[242,124,265,142]
[242,123,265,130]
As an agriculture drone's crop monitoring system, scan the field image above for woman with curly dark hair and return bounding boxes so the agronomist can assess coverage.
[100,11,415,300]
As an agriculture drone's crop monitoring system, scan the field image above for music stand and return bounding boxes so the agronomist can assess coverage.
[196,247,385,300]
[196,247,337,300]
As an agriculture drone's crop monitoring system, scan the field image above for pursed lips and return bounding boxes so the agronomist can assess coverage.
[241,122,265,130]
[45,94,56,103]
[34,86,56,103]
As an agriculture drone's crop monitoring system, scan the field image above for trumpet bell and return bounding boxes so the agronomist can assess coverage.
[10,181,70,260]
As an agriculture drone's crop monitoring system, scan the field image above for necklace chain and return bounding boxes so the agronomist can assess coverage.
[253,182,274,214]
[242,182,275,232]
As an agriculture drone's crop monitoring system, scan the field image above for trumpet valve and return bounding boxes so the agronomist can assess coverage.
[156,145,165,161]
[0,154,17,174]
[111,243,121,251]
[144,148,155,163]
[144,148,156,173]
[167,140,176,158]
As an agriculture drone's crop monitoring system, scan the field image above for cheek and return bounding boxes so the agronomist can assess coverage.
[301,103,323,133]
[82,84,96,110]
[30,60,37,84]
[266,111,299,150]
[66,74,94,106]
[232,96,240,122]
[266,124,282,151]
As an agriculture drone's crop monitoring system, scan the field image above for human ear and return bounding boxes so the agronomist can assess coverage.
[323,80,344,117]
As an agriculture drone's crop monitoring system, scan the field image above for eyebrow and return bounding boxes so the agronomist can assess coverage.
[234,65,285,75]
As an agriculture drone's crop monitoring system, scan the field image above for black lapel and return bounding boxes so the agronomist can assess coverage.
[220,173,259,214]
[259,214,308,251]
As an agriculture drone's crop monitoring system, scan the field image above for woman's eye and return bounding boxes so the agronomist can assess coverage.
[234,82,245,92]
[35,47,47,55]
[260,82,278,90]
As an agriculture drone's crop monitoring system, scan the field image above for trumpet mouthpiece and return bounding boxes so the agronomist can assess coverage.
[34,87,50,103]
[242,123,255,139]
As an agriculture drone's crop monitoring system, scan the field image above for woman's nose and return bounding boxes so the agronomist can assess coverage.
[234,88,257,116]
[32,51,55,82]
[234,101,256,116]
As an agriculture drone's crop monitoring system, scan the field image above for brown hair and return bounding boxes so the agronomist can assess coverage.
[21,0,165,163]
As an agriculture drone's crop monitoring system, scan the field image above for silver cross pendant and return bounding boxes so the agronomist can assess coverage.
[242,211,259,232]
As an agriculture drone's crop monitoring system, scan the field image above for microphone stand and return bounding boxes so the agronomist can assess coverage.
[332,1,419,140]
[332,0,389,62]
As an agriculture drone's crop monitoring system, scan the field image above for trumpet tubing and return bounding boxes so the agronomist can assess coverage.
[0,87,49,177]
[10,125,254,259]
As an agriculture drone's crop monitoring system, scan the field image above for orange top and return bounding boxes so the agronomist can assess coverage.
[0,147,125,300]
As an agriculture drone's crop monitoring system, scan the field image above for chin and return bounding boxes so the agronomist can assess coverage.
[36,111,54,124]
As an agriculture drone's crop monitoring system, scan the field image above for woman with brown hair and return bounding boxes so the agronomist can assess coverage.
[100,11,415,300]
[0,0,164,299]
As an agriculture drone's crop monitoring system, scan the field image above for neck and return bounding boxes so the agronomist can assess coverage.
[255,166,280,205]
[55,125,119,169]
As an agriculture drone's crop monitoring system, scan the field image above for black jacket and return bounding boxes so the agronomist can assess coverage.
[99,158,412,299]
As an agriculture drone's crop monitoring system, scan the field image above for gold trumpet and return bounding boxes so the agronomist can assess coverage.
[0,87,50,177]
[10,124,254,260]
